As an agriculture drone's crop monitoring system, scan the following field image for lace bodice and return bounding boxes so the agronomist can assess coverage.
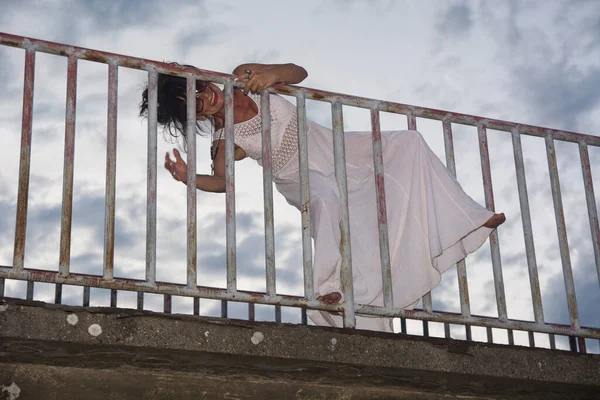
[212,93,299,175]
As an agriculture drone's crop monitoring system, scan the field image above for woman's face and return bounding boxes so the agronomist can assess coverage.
[196,82,224,119]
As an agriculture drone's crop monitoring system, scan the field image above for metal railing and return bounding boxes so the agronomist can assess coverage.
[0,32,599,353]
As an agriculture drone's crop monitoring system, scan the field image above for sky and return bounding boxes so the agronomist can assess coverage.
[0,0,599,352]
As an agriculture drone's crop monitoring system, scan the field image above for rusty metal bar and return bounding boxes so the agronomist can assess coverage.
[2,33,600,146]
[443,121,472,340]
[354,303,600,339]
[193,298,200,315]
[370,110,393,308]
[26,281,33,300]
[221,299,228,318]
[422,320,429,337]
[58,55,78,277]
[508,329,514,345]
[578,142,600,286]
[478,124,507,321]
[577,337,587,354]
[137,292,143,310]
[331,101,356,329]
[224,81,236,293]
[54,284,62,304]
[186,75,197,289]
[146,70,158,284]
[260,92,276,297]
[248,303,255,321]
[13,49,35,272]
[164,294,172,314]
[511,129,544,323]
[407,113,416,131]
[110,289,117,307]
[295,92,314,300]
[103,63,118,280]
[83,287,90,306]
[0,277,365,322]
[275,305,282,322]
[569,336,577,352]
[545,136,580,330]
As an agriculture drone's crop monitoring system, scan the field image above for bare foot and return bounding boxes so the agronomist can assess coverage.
[317,292,342,304]
[483,213,506,229]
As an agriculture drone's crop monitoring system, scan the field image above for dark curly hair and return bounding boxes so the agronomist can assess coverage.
[139,63,210,146]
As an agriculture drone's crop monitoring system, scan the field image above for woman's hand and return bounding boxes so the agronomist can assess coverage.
[164,149,187,182]
[233,63,308,94]
[234,69,278,94]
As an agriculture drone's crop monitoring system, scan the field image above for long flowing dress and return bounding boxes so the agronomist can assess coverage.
[213,93,494,332]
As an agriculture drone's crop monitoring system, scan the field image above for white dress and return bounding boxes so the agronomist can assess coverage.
[214,93,494,332]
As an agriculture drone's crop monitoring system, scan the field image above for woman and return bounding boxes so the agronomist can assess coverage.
[140,63,505,332]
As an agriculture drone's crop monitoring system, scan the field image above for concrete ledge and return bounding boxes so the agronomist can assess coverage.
[1,298,598,399]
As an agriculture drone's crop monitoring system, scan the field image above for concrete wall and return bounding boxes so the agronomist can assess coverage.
[1,298,598,399]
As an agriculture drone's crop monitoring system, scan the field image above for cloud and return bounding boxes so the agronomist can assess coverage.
[511,60,600,131]
[436,2,473,38]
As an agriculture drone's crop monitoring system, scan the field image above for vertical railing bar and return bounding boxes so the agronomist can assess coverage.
[511,129,544,323]
[221,299,228,318]
[422,320,430,337]
[83,287,90,307]
[443,121,472,339]
[545,135,580,330]
[224,81,237,293]
[410,101,426,341]
[275,305,282,323]
[0,279,4,297]
[248,303,255,321]
[577,337,587,354]
[296,92,314,300]
[136,292,144,310]
[54,284,62,305]
[407,113,417,131]
[13,49,35,272]
[549,334,556,350]
[26,281,34,300]
[444,323,451,339]
[478,124,508,321]
[58,55,78,277]
[261,92,276,297]
[331,101,356,329]
[578,142,600,287]
[301,308,307,325]
[486,327,493,343]
[103,63,118,281]
[186,75,197,289]
[193,298,200,316]
[146,70,158,285]
[400,318,407,334]
[164,294,172,314]
[528,331,535,348]
[508,329,514,346]
[568,336,577,352]
[110,289,117,307]
[370,109,393,308]
[466,326,472,341]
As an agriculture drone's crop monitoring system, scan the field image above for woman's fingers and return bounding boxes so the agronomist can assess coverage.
[173,148,184,163]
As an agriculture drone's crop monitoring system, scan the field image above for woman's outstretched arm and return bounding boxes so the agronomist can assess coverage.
[232,63,308,93]
[165,149,226,193]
